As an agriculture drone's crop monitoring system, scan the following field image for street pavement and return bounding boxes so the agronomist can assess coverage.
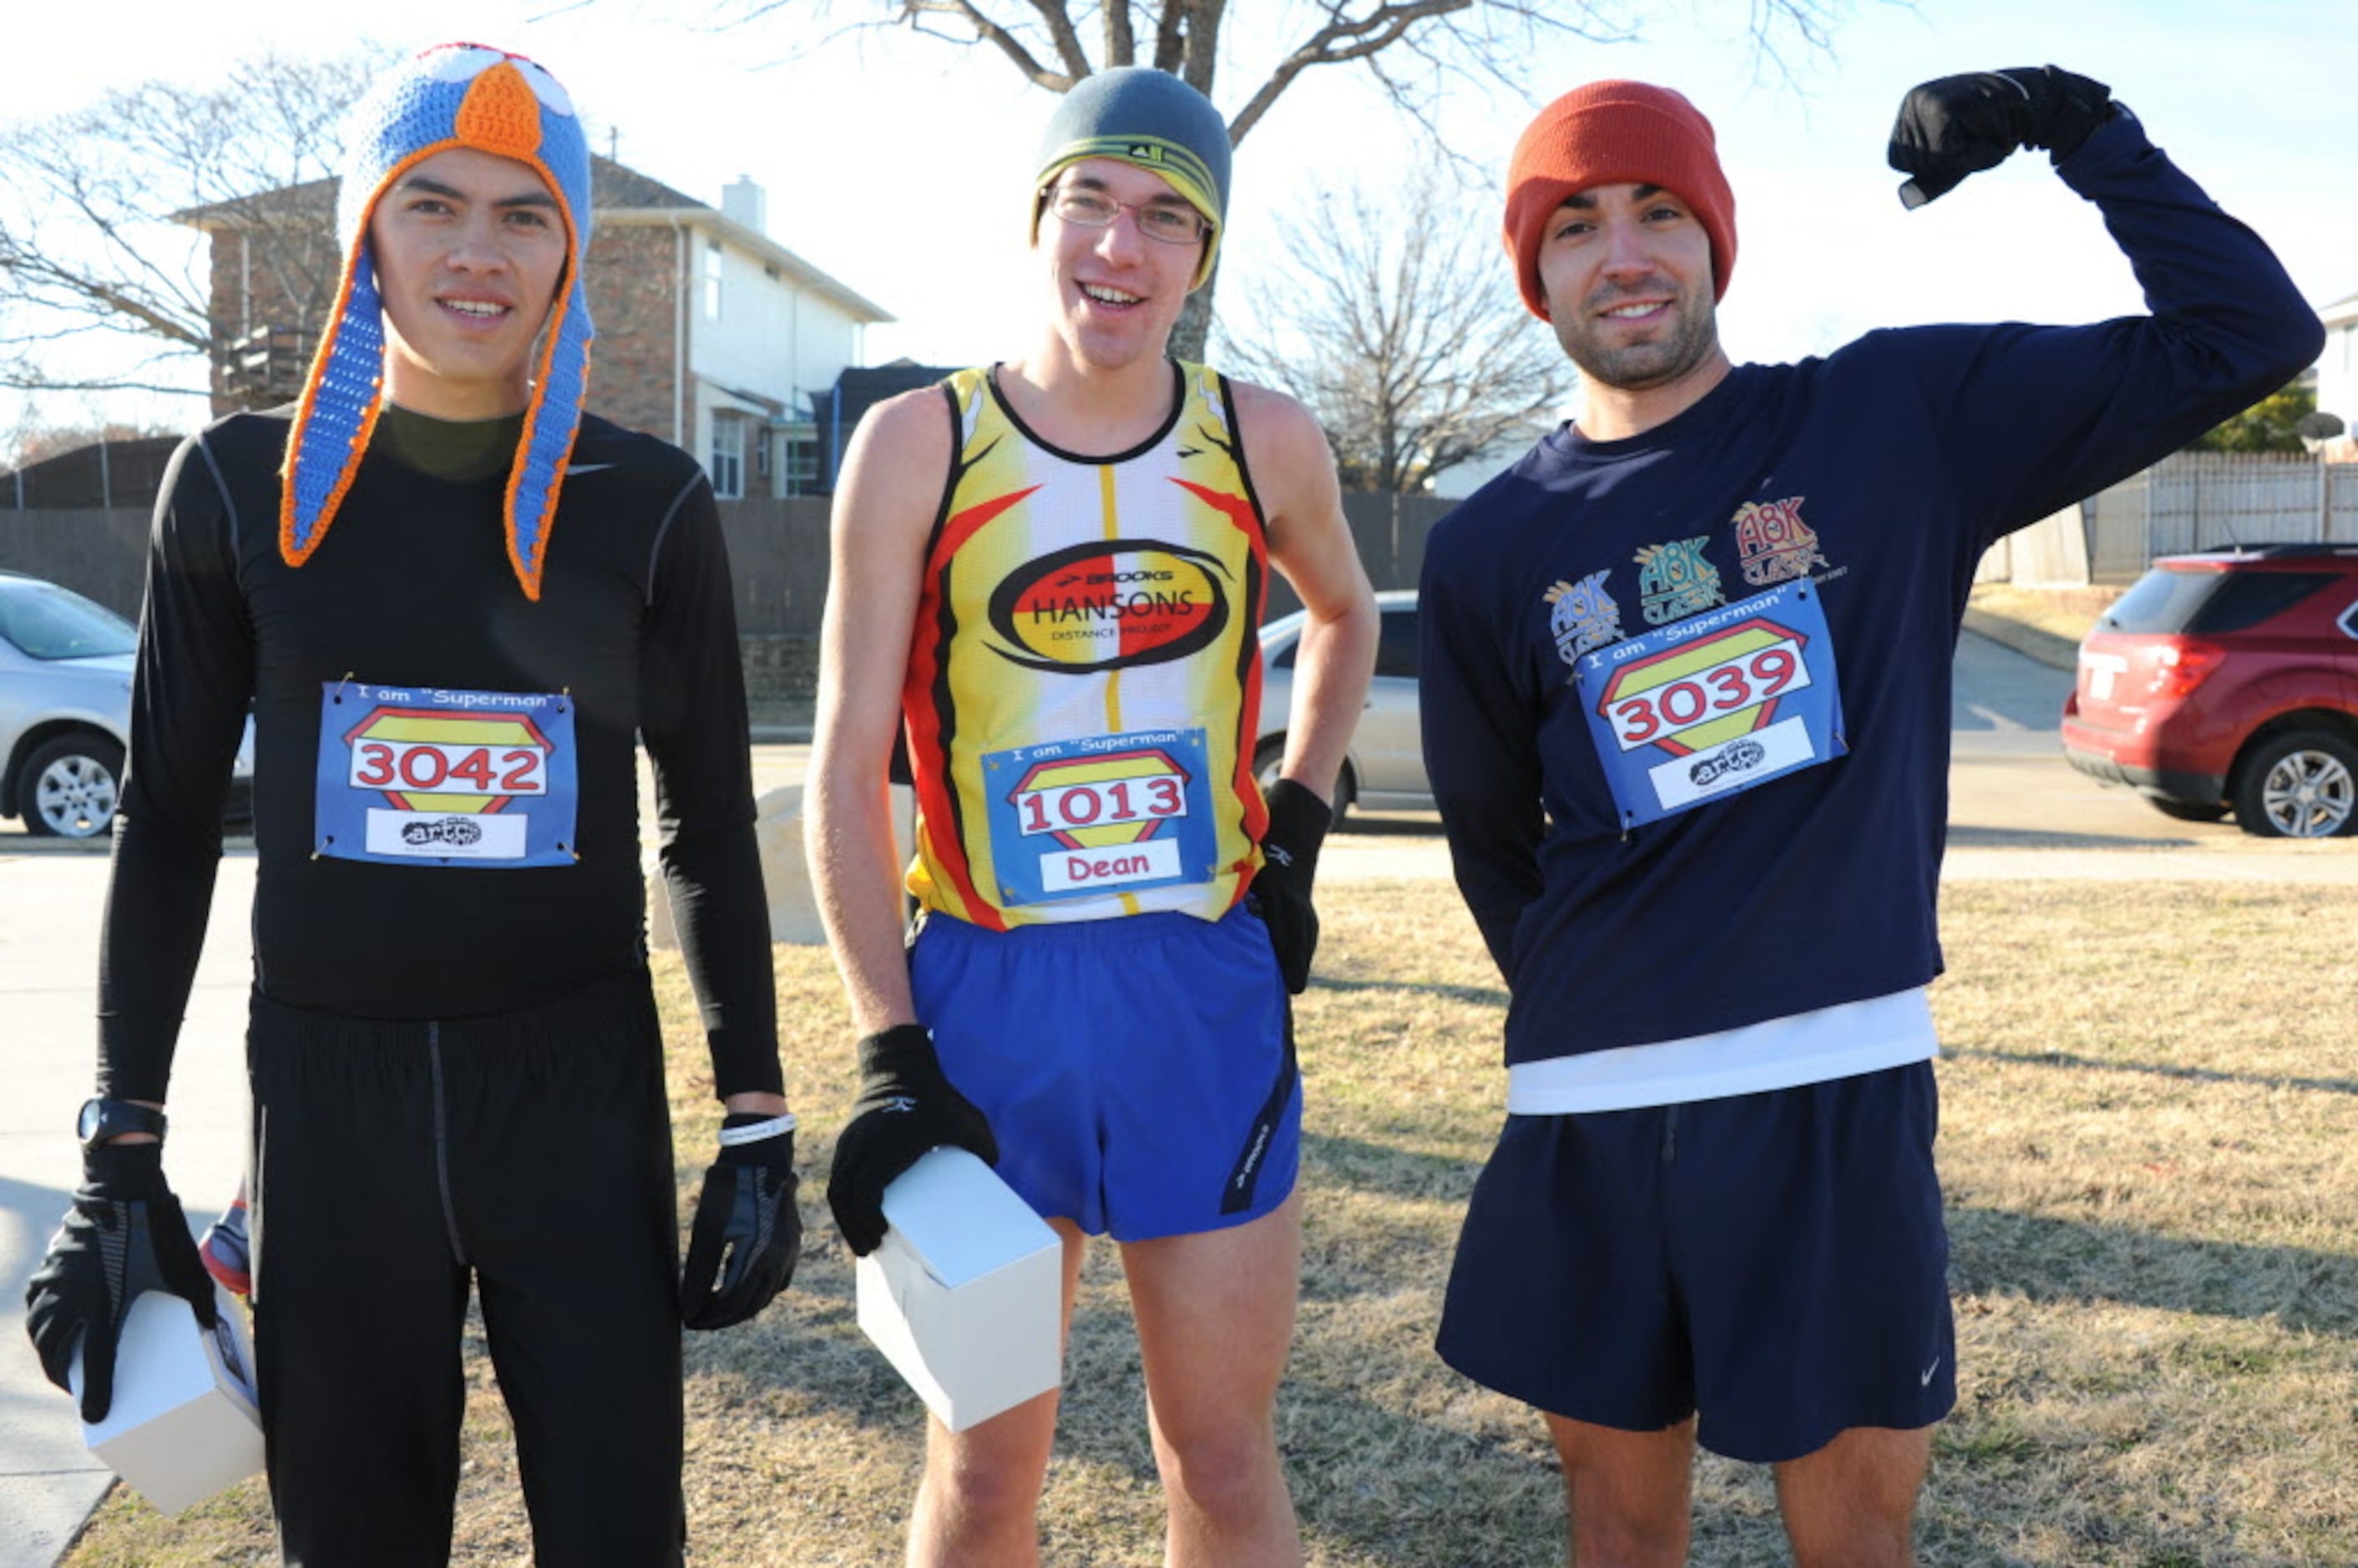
[2,633,2351,1565]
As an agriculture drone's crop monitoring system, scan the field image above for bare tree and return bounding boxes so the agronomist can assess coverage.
[711,0,1849,358]
[0,49,387,407]
[1217,168,1571,493]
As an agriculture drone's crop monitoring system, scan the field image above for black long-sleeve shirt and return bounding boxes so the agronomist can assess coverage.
[97,405,782,1102]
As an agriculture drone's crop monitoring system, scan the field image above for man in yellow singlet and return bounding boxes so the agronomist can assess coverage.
[805,65,1379,1568]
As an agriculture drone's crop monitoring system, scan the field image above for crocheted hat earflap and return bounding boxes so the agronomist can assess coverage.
[280,42,595,599]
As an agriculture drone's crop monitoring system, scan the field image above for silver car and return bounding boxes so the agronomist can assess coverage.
[0,572,252,838]
[1254,589,1430,822]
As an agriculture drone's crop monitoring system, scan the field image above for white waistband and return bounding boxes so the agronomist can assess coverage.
[1505,989,1939,1114]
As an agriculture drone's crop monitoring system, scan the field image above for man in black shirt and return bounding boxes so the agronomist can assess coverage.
[23,43,799,1565]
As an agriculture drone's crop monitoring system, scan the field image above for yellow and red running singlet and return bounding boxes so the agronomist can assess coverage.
[903,363,1272,928]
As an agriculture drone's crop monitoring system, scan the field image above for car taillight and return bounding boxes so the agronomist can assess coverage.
[2148,641,2225,701]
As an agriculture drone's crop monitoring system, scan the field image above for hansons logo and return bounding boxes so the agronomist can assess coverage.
[989,539,1229,673]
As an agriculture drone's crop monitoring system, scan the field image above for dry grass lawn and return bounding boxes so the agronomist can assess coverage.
[63,877,2358,1566]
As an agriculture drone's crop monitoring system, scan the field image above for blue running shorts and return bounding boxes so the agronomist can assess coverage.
[911,903,1299,1242]
[1435,1060,1954,1464]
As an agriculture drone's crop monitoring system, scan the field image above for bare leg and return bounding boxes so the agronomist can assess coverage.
[906,1220,1088,1568]
[1773,1425,1932,1568]
[1120,1193,1304,1568]
[1543,1413,1696,1568]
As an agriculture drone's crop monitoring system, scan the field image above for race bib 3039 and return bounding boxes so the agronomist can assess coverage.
[1573,579,1847,829]
[313,682,579,867]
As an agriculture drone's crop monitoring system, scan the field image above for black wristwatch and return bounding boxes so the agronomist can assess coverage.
[77,1096,167,1149]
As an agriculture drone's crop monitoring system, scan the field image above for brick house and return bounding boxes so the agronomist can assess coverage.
[179,158,894,497]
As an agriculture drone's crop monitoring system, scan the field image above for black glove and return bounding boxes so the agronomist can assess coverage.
[681,1114,803,1331]
[826,1025,999,1257]
[1888,66,2113,209]
[23,1142,217,1424]
[1254,777,1333,994]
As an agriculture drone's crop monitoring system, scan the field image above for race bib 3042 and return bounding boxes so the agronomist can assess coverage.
[312,682,579,867]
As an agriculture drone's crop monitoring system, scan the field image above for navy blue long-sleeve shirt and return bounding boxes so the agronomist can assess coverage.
[1419,111,2322,1078]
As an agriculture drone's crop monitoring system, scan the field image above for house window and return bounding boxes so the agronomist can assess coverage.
[709,416,745,499]
[704,240,724,321]
[783,433,821,496]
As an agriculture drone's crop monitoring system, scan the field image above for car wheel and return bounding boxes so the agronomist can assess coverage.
[21,731,124,839]
[1251,736,1352,829]
[2146,796,2229,824]
[2230,730,2358,840]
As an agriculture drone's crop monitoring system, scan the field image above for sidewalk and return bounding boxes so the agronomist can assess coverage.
[0,852,254,1568]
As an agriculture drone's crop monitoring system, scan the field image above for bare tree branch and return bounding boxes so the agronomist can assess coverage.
[903,0,1077,88]
[1216,165,1574,493]
[1024,0,1095,82]
[692,1,1857,358]
[1227,0,1468,146]
[1102,0,1137,65]
[0,48,382,408]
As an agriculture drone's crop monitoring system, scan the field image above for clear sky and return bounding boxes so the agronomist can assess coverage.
[6,0,2352,445]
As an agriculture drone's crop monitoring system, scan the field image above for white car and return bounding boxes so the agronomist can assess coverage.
[0,572,253,838]
[1254,589,1430,822]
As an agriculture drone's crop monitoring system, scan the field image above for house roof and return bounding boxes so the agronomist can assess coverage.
[809,360,959,488]
[2322,291,2358,326]
[598,201,894,326]
[174,157,892,324]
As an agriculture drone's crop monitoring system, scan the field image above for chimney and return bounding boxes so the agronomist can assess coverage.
[721,177,767,235]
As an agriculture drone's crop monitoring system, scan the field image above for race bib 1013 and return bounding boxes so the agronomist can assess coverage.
[980,726,1218,905]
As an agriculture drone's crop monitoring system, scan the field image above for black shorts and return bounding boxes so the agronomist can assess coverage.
[1435,1061,1954,1464]
[245,973,684,1565]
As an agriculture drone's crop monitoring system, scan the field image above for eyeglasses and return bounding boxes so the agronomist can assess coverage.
[1042,185,1210,246]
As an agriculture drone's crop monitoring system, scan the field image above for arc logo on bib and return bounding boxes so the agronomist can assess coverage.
[987,539,1231,674]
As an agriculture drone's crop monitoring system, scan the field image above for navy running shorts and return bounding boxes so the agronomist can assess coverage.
[911,903,1298,1242]
[1435,1060,1954,1464]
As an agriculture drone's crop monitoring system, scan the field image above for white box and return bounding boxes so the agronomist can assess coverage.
[70,1286,264,1515]
[855,1146,1063,1431]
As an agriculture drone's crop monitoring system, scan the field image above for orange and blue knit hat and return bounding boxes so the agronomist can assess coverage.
[280,42,595,600]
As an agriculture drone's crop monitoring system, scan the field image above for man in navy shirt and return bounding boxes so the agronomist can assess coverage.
[1420,72,2320,1565]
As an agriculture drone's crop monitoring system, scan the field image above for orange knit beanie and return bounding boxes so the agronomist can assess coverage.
[1503,80,1736,318]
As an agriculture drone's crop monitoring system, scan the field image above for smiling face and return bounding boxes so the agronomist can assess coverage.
[1035,158,1207,377]
[367,145,569,421]
[1536,181,1728,410]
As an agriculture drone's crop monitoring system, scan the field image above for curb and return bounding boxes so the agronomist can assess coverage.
[1961,609,2080,672]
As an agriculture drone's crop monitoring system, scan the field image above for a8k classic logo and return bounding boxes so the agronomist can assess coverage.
[988,539,1232,674]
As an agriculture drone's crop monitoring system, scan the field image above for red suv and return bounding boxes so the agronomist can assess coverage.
[2061,544,2358,838]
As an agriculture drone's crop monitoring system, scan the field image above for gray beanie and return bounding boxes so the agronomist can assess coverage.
[1034,67,1229,288]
